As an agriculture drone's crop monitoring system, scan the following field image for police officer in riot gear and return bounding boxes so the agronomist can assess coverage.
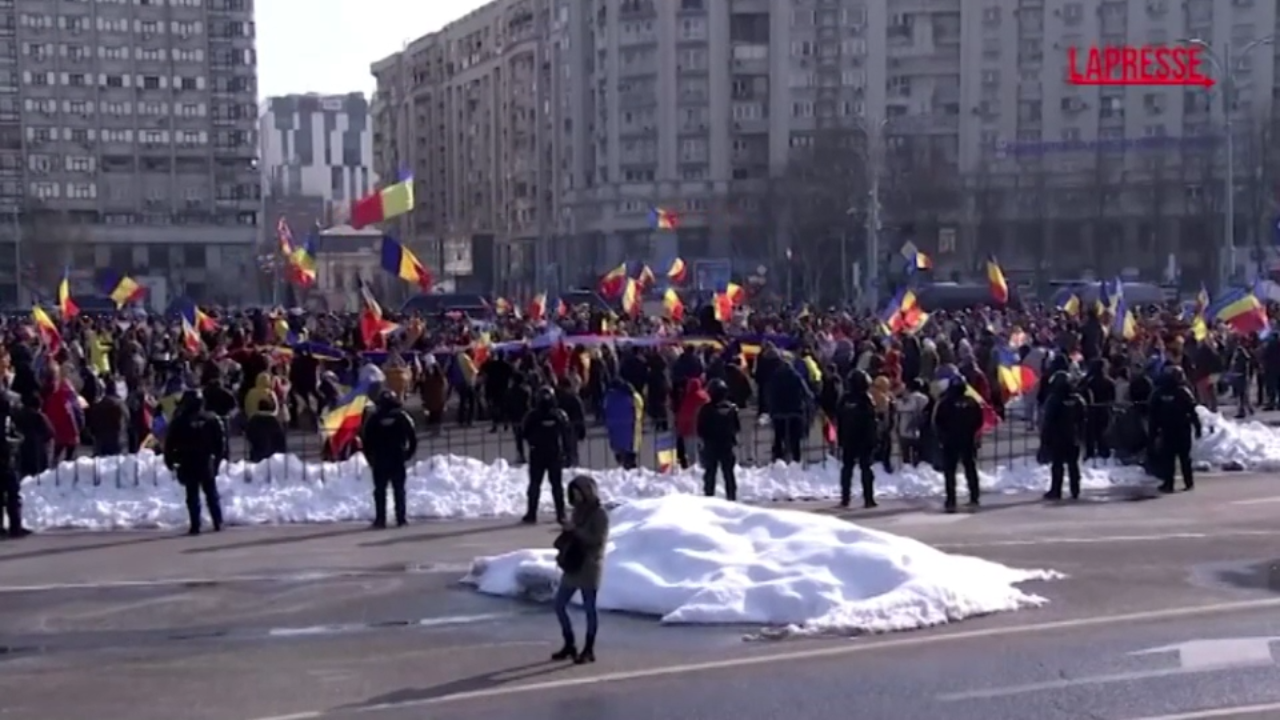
[1148,366,1202,493]
[1042,370,1087,501]
[836,369,879,508]
[164,390,227,535]
[360,389,418,528]
[0,393,27,537]
[697,378,740,500]
[521,385,572,523]
[932,377,983,513]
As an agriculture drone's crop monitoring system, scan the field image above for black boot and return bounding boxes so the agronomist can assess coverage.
[574,641,595,665]
[551,636,576,661]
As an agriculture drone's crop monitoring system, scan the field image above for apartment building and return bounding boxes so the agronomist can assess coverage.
[0,0,259,304]
[259,92,374,223]
[373,0,1280,294]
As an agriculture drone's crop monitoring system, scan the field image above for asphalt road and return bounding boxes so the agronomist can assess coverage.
[6,473,1280,719]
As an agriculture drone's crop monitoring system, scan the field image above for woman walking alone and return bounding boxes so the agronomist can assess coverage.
[552,475,610,664]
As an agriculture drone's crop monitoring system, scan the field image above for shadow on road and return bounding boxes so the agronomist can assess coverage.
[360,521,530,548]
[0,533,176,564]
[345,659,575,711]
[182,526,372,555]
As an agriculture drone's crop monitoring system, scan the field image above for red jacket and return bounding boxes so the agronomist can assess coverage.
[675,377,710,437]
[43,380,80,447]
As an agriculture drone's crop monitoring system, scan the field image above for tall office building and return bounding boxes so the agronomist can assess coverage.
[0,0,259,304]
[373,0,1280,294]
[259,92,375,222]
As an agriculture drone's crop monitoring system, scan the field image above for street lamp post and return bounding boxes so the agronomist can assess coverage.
[843,116,889,310]
[1183,36,1274,290]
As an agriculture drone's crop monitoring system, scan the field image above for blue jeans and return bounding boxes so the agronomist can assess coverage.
[553,582,598,646]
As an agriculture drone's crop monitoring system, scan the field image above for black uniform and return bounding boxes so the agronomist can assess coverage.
[932,380,984,512]
[1041,371,1087,500]
[836,370,878,508]
[1148,369,1202,492]
[0,394,26,537]
[360,392,418,528]
[696,379,741,500]
[163,391,227,534]
[1082,360,1116,460]
[521,386,571,523]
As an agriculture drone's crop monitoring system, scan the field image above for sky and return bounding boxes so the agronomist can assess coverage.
[256,0,490,99]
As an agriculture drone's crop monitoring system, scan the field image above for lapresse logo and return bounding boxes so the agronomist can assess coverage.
[1067,45,1215,87]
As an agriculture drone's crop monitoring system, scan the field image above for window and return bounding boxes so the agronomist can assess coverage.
[177,130,201,145]
[138,101,167,115]
[23,98,54,113]
[138,19,161,35]
[66,155,93,172]
[177,102,203,117]
[66,182,96,199]
[96,17,128,32]
[102,74,126,88]
[27,154,51,172]
[178,76,200,91]
[23,42,52,59]
[99,46,129,60]
[141,75,161,89]
[24,71,51,86]
[66,99,89,114]
[982,7,1000,25]
[69,128,92,143]
[173,48,204,62]
[66,45,90,61]
[136,47,164,61]
[171,0,203,5]
[100,101,130,115]
[140,129,166,144]
[101,128,132,142]
[20,14,54,29]
[172,20,202,36]
[66,72,86,86]
[58,15,89,32]
[31,182,58,199]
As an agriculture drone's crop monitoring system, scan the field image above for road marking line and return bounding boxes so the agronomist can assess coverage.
[936,665,1260,701]
[937,530,1280,549]
[1121,701,1280,719]
[245,595,1280,720]
[1230,496,1280,506]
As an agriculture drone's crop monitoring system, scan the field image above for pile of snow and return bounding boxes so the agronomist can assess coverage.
[15,406,1272,531]
[461,495,1060,636]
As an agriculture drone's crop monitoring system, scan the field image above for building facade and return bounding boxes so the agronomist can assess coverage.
[259,92,375,221]
[0,0,260,304]
[371,0,1280,296]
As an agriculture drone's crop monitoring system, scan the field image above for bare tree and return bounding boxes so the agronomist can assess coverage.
[879,135,962,271]
[774,124,868,301]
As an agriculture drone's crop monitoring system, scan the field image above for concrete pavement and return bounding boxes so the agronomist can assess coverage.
[4,473,1280,719]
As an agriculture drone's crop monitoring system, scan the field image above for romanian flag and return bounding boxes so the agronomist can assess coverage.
[663,288,684,321]
[722,282,746,305]
[904,250,932,273]
[880,288,929,335]
[32,305,60,354]
[57,267,77,319]
[1210,287,1268,335]
[598,263,628,299]
[650,206,678,230]
[284,229,318,287]
[621,278,642,317]
[350,170,414,229]
[667,257,688,284]
[996,346,1037,398]
[494,297,513,316]
[380,236,433,292]
[986,256,1009,305]
[1195,283,1210,314]
[1112,295,1138,340]
[321,382,372,456]
[195,306,217,332]
[357,277,399,348]
[637,264,656,288]
[655,433,677,473]
[528,293,547,322]
[1191,311,1209,342]
[1058,293,1080,317]
[179,307,202,354]
[713,292,733,322]
[101,270,145,308]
